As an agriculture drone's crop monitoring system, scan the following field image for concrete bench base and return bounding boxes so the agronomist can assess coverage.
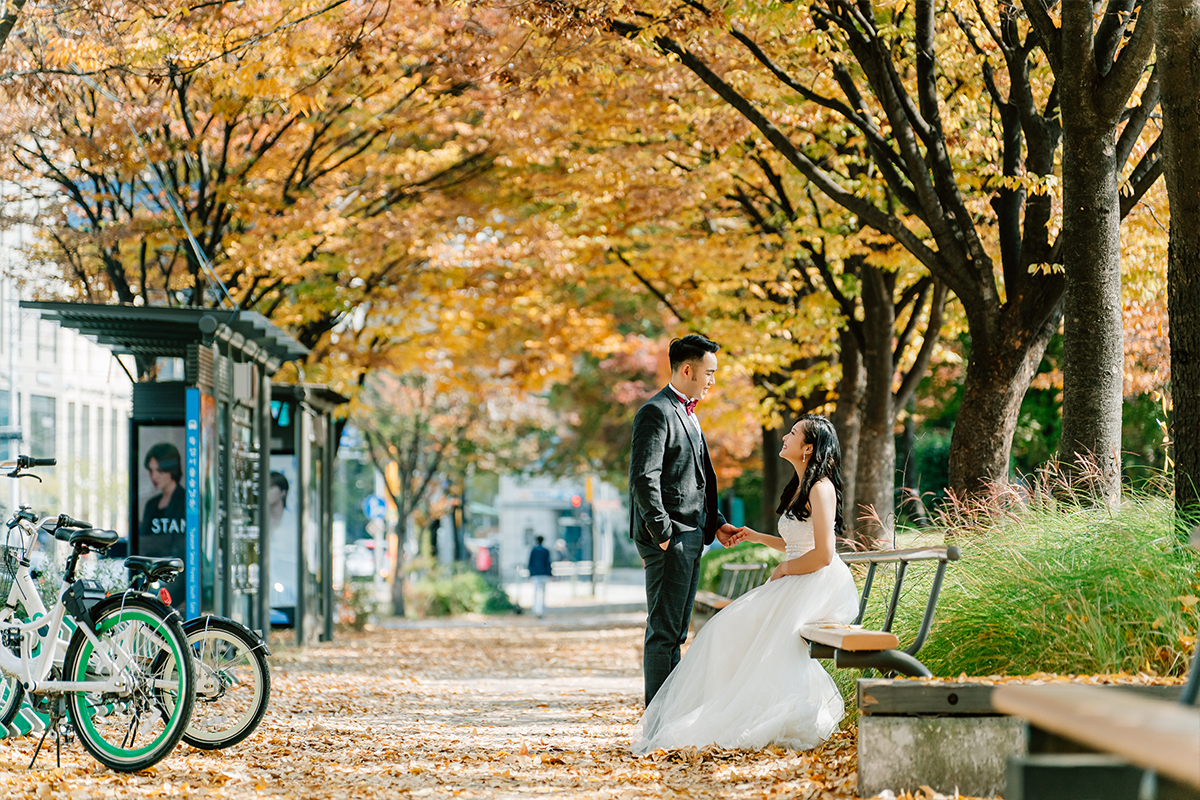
[858,715,1026,798]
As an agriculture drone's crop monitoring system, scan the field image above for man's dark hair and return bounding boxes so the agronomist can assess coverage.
[535,535,545,545]
[144,442,182,483]
[668,334,720,371]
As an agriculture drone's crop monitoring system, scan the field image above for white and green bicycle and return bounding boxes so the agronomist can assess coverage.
[0,455,196,771]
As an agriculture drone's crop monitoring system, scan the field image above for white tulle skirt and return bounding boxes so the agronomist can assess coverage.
[631,558,860,754]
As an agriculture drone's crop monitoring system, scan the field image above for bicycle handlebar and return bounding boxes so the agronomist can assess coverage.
[1,455,57,473]
[57,514,92,530]
[6,507,37,529]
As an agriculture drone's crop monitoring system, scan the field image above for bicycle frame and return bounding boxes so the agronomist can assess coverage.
[0,518,150,696]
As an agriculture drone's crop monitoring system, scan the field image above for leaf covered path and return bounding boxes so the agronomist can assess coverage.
[0,614,859,798]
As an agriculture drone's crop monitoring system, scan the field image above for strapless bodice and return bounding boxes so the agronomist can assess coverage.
[779,514,815,560]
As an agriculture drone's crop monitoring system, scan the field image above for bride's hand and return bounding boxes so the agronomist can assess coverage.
[730,526,758,546]
[769,562,790,581]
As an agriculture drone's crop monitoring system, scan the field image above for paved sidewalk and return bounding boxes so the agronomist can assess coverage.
[0,608,871,798]
[503,566,648,617]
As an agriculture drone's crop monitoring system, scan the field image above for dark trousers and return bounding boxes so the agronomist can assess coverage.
[639,529,704,706]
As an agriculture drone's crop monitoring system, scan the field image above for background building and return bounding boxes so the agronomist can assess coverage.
[492,474,626,584]
[0,222,133,530]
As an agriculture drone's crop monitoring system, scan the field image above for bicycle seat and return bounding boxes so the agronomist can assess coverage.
[68,528,120,550]
[124,556,184,582]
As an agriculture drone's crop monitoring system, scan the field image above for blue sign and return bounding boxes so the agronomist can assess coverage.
[363,494,387,520]
[185,388,201,619]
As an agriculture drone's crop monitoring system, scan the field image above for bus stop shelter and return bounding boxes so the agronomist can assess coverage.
[21,301,331,641]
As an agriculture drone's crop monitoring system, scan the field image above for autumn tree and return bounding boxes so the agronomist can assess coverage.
[1157,0,1200,517]
[0,1,537,385]
[0,0,24,57]
[1021,0,1157,502]
[359,372,479,616]
[721,151,946,541]
[515,0,1167,501]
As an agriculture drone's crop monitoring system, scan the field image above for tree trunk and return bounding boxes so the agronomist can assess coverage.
[760,425,781,536]
[1058,108,1124,500]
[901,399,929,526]
[832,328,864,539]
[949,329,1055,497]
[390,512,408,617]
[854,265,897,545]
[1158,0,1200,518]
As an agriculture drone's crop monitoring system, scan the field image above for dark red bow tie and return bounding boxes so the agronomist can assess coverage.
[684,398,698,415]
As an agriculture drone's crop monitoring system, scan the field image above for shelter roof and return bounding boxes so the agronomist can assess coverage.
[20,301,308,371]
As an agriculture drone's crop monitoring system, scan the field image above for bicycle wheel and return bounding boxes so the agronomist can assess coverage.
[0,674,23,726]
[182,616,270,749]
[62,594,195,771]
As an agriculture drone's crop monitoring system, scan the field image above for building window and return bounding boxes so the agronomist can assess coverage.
[30,395,56,459]
[67,402,76,509]
[111,411,120,474]
[36,319,57,364]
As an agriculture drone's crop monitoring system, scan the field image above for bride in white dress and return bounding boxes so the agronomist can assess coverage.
[631,414,859,754]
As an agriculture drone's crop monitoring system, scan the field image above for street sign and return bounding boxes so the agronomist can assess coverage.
[363,494,387,520]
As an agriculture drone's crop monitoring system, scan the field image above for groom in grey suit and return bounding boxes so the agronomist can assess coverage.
[629,334,736,705]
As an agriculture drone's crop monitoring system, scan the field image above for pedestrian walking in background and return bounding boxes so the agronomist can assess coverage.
[528,536,553,618]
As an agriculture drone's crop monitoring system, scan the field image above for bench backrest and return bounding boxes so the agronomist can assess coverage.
[839,545,961,657]
[717,562,769,599]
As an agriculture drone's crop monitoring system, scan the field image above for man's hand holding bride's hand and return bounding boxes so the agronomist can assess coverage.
[727,526,759,546]
[714,523,739,547]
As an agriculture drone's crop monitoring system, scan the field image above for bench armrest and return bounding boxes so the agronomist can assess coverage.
[839,545,961,565]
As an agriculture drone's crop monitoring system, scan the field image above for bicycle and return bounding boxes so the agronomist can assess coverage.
[0,455,196,771]
[124,556,272,750]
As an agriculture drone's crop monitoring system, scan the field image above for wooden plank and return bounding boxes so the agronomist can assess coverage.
[858,679,998,716]
[992,683,1200,789]
[800,623,899,651]
[857,679,1184,716]
[693,590,731,612]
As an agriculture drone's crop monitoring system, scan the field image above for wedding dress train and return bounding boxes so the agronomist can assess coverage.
[631,514,859,754]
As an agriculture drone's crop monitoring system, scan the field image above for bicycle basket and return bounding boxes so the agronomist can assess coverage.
[0,528,21,600]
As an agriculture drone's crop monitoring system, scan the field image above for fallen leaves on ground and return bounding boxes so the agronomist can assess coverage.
[0,617,877,798]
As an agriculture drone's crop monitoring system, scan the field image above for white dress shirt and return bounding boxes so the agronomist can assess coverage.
[667,383,703,436]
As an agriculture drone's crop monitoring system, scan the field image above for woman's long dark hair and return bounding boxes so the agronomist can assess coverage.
[774,414,844,535]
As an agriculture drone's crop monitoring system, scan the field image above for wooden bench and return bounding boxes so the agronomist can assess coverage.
[993,531,1200,799]
[550,560,595,579]
[693,561,770,616]
[992,683,1200,793]
[802,545,961,678]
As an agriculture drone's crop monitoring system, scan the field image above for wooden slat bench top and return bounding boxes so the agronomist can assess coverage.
[800,623,900,652]
[992,683,1200,789]
[693,589,733,612]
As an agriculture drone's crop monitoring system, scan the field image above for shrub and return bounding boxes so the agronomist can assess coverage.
[406,567,514,618]
[909,488,1200,678]
[338,580,382,631]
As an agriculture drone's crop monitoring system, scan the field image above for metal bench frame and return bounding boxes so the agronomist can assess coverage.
[805,545,961,678]
[694,561,770,614]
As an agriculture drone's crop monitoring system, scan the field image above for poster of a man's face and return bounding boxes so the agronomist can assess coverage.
[134,425,187,606]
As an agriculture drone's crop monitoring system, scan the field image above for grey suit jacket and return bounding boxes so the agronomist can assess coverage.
[628,387,726,548]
